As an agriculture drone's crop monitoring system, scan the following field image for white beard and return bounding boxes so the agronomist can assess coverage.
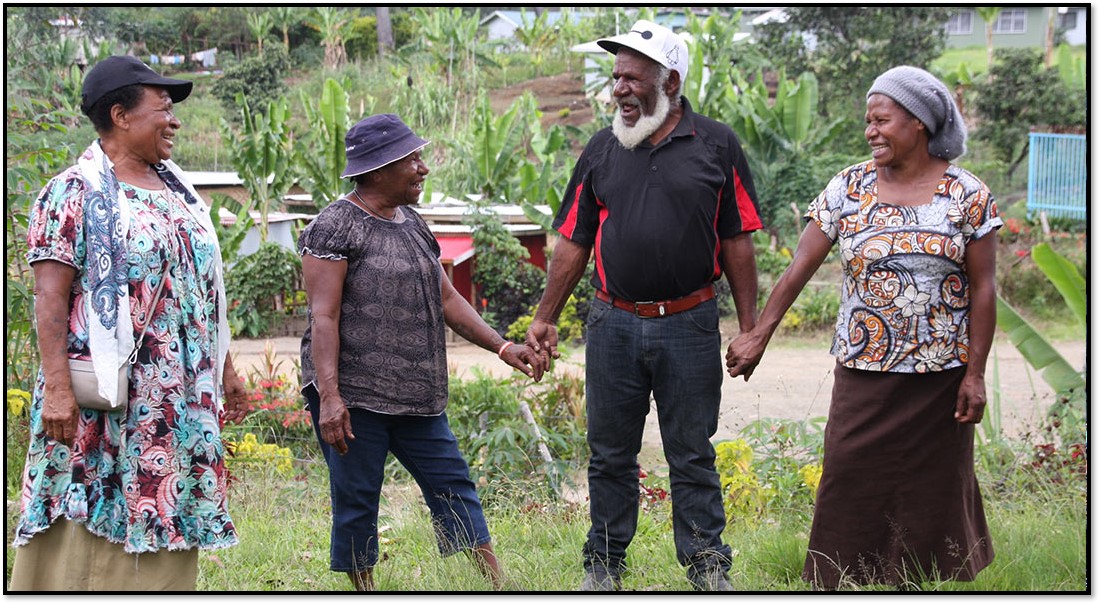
[611,89,672,150]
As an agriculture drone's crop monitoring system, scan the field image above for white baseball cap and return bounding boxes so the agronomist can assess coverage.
[597,20,689,84]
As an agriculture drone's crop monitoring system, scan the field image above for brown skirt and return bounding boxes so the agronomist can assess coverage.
[802,363,994,589]
[8,519,199,591]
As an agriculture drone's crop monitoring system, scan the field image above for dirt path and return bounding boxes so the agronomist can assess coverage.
[231,332,1086,446]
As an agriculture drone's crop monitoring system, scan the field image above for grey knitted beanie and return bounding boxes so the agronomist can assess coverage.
[867,65,967,161]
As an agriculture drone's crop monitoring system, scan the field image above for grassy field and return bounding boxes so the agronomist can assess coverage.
[189,461,1085,592]
[933,43,1087,74]
[5,328,1087,593]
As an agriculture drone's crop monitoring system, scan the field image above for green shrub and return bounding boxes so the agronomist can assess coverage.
[225,242,302,338]
[211,46,291,118]
[468,210,546,335]
[444,368,588,502]
[780,286,840,333]
[506,294,584,345]
[996,231,1086,321]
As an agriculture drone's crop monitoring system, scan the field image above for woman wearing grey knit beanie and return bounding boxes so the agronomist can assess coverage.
[727,64,1002,589]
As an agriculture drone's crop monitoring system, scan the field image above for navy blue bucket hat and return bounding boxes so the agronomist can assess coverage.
[81,55,193,114]
[342,114,430,178]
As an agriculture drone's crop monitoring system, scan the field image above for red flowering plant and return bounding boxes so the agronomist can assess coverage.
[222,343,315,458]
[638,467,671,523]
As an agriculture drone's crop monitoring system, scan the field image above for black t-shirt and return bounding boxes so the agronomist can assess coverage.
[553,98,762,301]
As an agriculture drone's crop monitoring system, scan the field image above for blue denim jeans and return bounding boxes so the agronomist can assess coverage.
[305,385,491,572]
[581,297,732,580]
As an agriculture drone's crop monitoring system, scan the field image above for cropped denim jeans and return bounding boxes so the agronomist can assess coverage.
[305,385,491,573]
[581,297,732,580]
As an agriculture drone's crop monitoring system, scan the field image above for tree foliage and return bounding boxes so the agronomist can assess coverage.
[296,78,353,210]
[210,45,290,117]
[220,94,297,242]
[754,7,951,136]
[971,48,1086,183]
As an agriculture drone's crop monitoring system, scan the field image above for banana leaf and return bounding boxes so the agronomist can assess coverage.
[995,294,1085,394]
[1031,243,1086,327]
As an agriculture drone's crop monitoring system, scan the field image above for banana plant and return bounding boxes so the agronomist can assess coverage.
[221,93,296,242]
[513,9,556,77]
[296,78,353,210]
[1055,44,1086,90]
[470,93,529,202]
[994,243,1086,429]
[518,123,575,230]
[208,193,255,265]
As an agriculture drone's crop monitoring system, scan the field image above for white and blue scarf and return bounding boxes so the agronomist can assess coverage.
[79,140,230,409]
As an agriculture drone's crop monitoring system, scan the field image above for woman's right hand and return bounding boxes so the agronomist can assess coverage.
[33,260,81,445]
[319,394,354,455]
[42,382,80,445]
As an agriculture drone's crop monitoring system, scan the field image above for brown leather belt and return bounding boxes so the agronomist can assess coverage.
[595,285,716,318]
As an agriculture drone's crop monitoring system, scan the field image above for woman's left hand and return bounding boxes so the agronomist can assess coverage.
[221,364,250,424]
[954,371,987,424]
[500,343,545,383]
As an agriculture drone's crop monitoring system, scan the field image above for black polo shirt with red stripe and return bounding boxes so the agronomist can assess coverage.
[554,98,763,302]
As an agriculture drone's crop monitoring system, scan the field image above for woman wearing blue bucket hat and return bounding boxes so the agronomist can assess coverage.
[298,114,546,591]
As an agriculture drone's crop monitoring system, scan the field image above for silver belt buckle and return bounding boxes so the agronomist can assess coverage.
[634,300,663,317]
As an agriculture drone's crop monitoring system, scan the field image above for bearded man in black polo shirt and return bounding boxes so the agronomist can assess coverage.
[525,20,762,592]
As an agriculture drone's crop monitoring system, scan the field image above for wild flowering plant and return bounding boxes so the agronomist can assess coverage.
[798,463,823,499]
[714,439,770,524]
[7,389,31,417]
[225,432,294,476]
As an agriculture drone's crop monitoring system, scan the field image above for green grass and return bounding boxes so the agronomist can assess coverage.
[933,44,1088,75]
[185,461,1085,592]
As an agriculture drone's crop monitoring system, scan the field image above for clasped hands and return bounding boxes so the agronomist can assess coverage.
[725,330,767,381]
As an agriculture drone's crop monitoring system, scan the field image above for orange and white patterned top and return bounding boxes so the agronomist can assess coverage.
[806,160,1002,373]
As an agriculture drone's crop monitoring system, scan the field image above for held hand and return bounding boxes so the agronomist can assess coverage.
[954,372,987,424]
[319,394,355,455]
[725,332,767,382]
[500,343,546,383]
[524,319,560,367]
[221,367,250,425]
[42,383,80,446]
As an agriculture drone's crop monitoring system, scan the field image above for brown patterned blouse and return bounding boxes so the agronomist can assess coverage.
[298,199,448,415]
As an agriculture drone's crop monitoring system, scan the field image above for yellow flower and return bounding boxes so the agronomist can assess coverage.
[714,439,754,475]
[226,432,293,475]
[7,389,31,417]
[799,463,823,498]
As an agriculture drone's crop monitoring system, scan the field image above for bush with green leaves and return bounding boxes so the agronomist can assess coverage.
[445,369,587,502]
[506,294,585,345]
[972,48,1087,185]
[211,46,291,118]
[467,210,546,335]
[225,242,302,338]
[780,286,841,334]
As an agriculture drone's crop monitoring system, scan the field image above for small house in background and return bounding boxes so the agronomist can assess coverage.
[480,9,590,48]
[183,170,549,315]
[186,170,313,258]
[415,194,550,308]
[945,7,1087,48]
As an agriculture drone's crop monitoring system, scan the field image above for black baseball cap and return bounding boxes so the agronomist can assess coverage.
[81,55,193,114]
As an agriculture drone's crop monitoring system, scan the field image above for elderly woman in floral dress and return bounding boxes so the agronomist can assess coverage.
[727,66,1000,589]
[9,56,248,591]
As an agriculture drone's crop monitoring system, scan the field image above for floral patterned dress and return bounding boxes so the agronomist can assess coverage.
[806,160,1002,374]
[16,171,238,554]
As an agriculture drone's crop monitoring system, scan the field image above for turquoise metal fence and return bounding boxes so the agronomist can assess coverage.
[1027,132,1086,221]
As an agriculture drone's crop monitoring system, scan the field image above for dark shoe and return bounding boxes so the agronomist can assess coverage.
[579,568,621,591]
[689,567,734,591]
